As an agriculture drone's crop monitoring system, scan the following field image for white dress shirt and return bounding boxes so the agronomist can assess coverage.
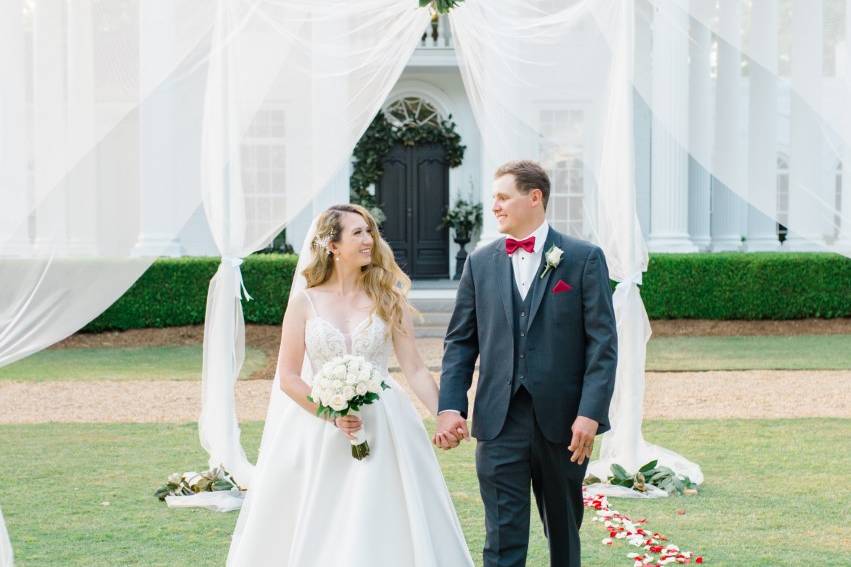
[509,220,550,300]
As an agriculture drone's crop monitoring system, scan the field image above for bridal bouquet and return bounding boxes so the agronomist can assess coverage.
[308,354,389,460]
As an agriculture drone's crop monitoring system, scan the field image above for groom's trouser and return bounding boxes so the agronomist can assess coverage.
[476,387,584,567]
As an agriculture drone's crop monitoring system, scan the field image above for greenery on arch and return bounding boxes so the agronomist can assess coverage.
[419,0,464,15]
[350,111,466,222]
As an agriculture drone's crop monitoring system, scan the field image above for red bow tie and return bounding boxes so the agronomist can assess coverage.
[505,236,536,255]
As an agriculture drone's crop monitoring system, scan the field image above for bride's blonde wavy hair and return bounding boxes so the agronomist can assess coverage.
[302,204,414,336]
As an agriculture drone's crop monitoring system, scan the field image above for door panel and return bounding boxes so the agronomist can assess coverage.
[375,143,449,279]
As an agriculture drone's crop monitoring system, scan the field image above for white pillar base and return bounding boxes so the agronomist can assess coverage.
[0,243,32,257]
[783,235,827,252]
[743,237,781,252]
[691,236,712,252]
[710,238,743,252]
[133,235,184,258]
[647,235,698,253]
[65,240,99,257]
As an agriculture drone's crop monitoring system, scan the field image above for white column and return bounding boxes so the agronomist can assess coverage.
[648,3,696,252]
[0,0,32,256]
[135,1,183,257]
[786,0,825,250]
[476,145,500,248]
[633,1,652,239]
[66,0,98,256]
[687,0,714,251]
[744,0,781,251]
[710,0,744,252]
[33,2,69,254]
[836,0,851,250]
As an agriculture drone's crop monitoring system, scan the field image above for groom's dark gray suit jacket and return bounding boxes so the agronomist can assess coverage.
[439,227,618,444]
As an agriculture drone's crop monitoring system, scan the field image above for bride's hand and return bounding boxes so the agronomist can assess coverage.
[334,415,362,440]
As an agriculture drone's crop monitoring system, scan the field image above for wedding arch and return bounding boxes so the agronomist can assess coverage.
[2,0,850,562]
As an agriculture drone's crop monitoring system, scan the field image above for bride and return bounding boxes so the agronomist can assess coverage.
[227,204,474,566]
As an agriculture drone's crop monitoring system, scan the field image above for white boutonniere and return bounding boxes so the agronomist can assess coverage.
[540,244,564,279]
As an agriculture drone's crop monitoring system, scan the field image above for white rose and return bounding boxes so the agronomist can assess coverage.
[342,386,355,400]
[367,378,382,394]
[332,366,346,383]
[546,246,564,266]
[355,382,368,396]
[329,394,348,412]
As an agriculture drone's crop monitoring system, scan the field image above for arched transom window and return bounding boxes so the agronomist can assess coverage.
[384,96,442,128]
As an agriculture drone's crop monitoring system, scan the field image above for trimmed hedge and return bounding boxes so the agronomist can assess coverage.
[84,255,299,332]
[85,252,850,331]
[641,253,850,319]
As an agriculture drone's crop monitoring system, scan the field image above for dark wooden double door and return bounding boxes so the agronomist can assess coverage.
[376,143,449,279]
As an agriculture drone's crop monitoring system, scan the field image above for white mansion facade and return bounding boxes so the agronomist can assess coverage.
[175,6,848,275]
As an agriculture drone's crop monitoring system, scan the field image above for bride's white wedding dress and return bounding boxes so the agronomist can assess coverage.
[227,291,473,567]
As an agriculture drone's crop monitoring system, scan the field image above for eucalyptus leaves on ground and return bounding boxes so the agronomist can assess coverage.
[585,460,698,496]
[154,466,240,501]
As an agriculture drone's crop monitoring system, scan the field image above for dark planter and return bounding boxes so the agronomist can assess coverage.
[453,229,471,280]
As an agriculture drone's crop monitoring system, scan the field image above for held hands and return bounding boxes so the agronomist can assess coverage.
[432,412,470,450]
[334,415,362,441]
[567,415,598,465]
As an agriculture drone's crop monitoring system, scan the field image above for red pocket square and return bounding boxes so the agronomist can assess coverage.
[553,280,572,294]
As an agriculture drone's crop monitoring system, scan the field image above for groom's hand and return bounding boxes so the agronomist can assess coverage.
[568,416,599,465]
[434,412,469,450]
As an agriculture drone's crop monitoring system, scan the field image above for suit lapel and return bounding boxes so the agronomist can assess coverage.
[494,243,514,328]
[527,229,559,328]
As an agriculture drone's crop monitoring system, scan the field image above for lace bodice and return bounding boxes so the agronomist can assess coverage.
[302,292,393,380]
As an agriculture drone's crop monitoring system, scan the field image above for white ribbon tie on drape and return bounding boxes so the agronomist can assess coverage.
[222,256,252,302]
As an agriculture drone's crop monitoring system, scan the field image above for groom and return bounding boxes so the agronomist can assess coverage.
[435,160,618,567]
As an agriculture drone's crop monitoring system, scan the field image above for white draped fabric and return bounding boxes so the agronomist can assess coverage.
[0,507,11,567]
[2,0,850,560]
[450,0,702,494]
[194,0,429,489]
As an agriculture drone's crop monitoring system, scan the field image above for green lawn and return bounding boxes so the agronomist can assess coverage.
[0,346,267,381]
[645,334,851,371]
[0,419,848,566]
[0,334,848,382]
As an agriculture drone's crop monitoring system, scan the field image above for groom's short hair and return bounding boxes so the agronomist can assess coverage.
[495,160,551,209]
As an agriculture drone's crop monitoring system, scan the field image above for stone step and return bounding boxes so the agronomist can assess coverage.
[408,297,456,314]
[414,325,450,339]
[417,311,452,326]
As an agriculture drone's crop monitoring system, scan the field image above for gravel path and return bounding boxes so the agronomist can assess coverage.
[2,370,848,424]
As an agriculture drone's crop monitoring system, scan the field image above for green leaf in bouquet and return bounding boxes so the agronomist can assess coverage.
[638,460,658,473]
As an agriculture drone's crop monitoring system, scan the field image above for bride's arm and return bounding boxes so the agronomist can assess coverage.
[392,307,439,416]
[277,291,322,416]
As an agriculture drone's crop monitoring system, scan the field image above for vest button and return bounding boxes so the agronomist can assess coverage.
[520,311,526,317]
[520,353,526,359]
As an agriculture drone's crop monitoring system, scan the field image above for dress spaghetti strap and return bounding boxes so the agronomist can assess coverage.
[302,289,319,317]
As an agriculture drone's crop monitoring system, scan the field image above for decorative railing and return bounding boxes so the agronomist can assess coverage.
[419,13,453,49]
